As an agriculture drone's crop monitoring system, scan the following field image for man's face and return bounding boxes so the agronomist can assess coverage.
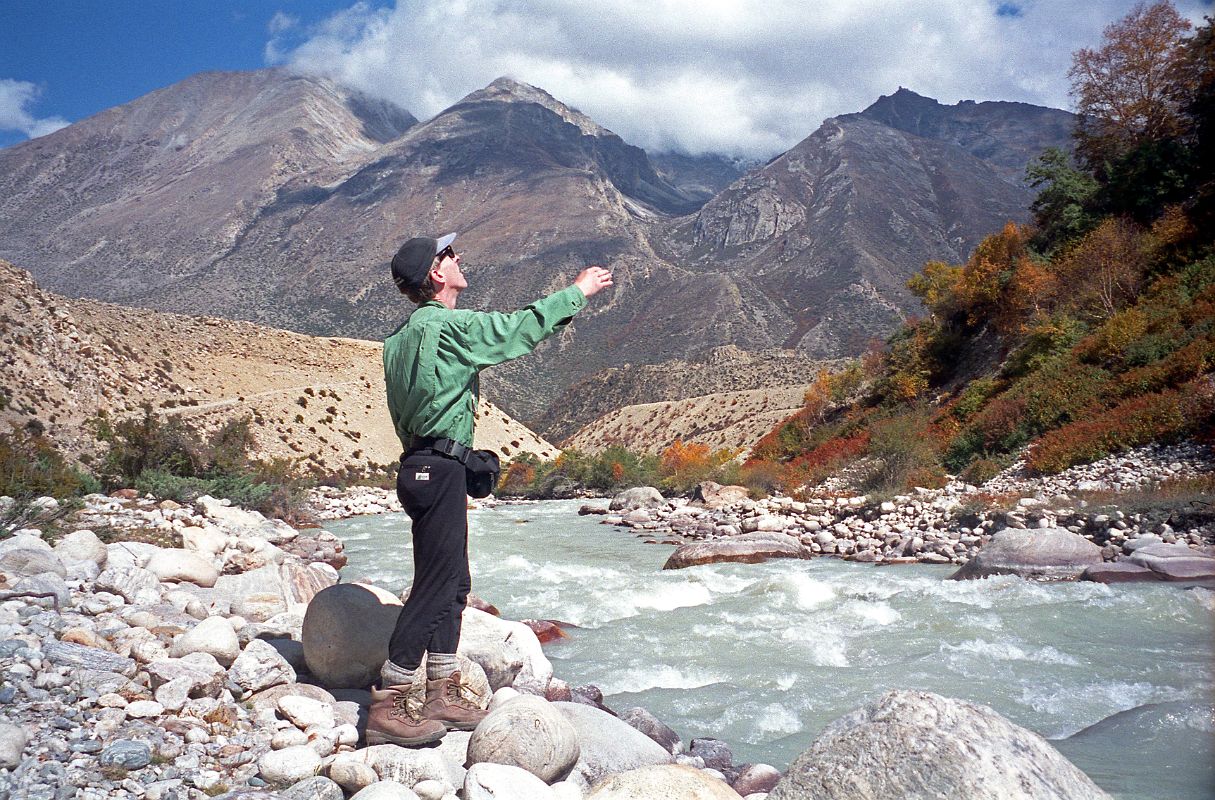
[434,249,467,292]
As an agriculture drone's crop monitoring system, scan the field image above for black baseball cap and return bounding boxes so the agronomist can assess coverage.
[391,232,457,291]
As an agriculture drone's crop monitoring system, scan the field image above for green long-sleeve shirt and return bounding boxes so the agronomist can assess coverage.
[383,285,587,450]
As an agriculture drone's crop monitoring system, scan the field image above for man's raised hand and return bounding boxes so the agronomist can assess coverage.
[574,266,614,299]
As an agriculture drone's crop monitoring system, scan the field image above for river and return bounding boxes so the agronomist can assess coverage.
[325,499,1215,800]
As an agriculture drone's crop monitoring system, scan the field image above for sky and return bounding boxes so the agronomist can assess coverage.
[2,0,1212,156]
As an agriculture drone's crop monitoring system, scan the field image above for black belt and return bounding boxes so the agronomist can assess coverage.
[405,437,472,464]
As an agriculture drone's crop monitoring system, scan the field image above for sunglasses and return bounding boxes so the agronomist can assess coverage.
[436,246,457,262]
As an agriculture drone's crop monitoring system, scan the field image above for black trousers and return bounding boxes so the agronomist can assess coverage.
[387,451,471,670]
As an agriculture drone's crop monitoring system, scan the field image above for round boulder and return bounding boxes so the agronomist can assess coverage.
[145,548,219,588]
[768,690,1111,800]
[586,764,743,799]
[302,583,403,688]
[0,546,66,579]
[950,528,1103,581]
[467,695,580,783]
[609,487,665,512]
[0,721,28,769]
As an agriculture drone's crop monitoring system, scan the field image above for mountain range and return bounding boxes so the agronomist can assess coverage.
[0,69,1074,437]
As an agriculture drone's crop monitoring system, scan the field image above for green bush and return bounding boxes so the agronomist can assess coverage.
[0,422,97,500]
[861,411,944,493]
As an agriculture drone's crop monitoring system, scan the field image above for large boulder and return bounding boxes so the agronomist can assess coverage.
[664,532,810,570]
[336,744,456,788]
[467,695,580,783]
[555,701,675,791]
[53,530,108,567]
[609,487,665,512]
[302,583,404,688]
[691,482,750,510]
[950,528,1103,581]
[95,565,161,603]
[459,608,552,693]
[768,690,1111,800]
[145,548,219,588]
[586,764,743,799]
[0,544,66,579]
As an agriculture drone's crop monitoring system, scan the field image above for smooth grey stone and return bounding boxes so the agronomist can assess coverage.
[768,690,1110,800]
[555,701,675,791]
[583,764,742,799]
[99,740,152,770]
[0,722,28,769]
[282,775,345,800]
[467,695,580,783]
[950,528,1102,581]
[609,487,665,511]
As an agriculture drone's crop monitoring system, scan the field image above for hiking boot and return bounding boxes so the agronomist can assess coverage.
[421,671,488,730]
[366,683,446,746]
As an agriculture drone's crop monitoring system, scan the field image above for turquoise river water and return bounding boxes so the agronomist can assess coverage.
[326,499,1215,800]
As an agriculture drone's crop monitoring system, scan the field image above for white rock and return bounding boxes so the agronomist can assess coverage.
[0,722,29,769]
[412,779,448,800]
[154,676,194,712]
[54,530,108,567]
[181,526,227,556]
[278,694,336,731]
[169,616,240,666]
[229,639,296,694]
[125,700,165,719]
[350,781,420,800]
[258,744,322,785]
[145,548,219,588]
[464,763,556,800]
[271,728,309,750]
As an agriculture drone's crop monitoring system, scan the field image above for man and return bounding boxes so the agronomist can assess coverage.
[367,232,613,746]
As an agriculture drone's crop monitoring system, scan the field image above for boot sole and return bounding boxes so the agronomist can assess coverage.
[366,728,445,746]
[438,719,481,731]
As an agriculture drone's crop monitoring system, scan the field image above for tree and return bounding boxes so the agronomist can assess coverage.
[1069,1,1193,168]
[1025,148,1100,254]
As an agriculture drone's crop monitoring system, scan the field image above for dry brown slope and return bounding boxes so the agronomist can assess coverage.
[564,384,812,457]
[0,259,557,473]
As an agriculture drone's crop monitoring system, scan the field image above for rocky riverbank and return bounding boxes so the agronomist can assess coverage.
[586,441,1215,583]
[0,491,786,799]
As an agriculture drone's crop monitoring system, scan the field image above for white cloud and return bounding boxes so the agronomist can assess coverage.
[0,79,68,140]
[267,0,1213,158]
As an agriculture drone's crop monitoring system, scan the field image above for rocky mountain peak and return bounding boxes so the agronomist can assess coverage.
[456,76,609,138]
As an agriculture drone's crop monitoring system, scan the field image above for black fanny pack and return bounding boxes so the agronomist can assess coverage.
[406,438,501,499]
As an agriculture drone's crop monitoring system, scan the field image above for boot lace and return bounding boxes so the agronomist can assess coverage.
[446,673,483,709]
[389,686,426,721]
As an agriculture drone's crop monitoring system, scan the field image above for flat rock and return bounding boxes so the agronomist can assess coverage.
[459,608,551,693]
[950,528,1102,581]
[464,762,555,800]
[146,652,227,698]
[340,744,455,787]
[1080,563,1162,583]
[664,532,810,570]
[281,776,345,800]
[586,764,743,799]
[768,690,1111,800]
[44,640,137,677]
[145,548,219,587]
[96,565,161,603]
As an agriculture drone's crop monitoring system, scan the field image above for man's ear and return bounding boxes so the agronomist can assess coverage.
[429,265,446,289]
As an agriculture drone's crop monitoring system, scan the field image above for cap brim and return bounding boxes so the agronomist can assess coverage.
[435,232,457,252]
